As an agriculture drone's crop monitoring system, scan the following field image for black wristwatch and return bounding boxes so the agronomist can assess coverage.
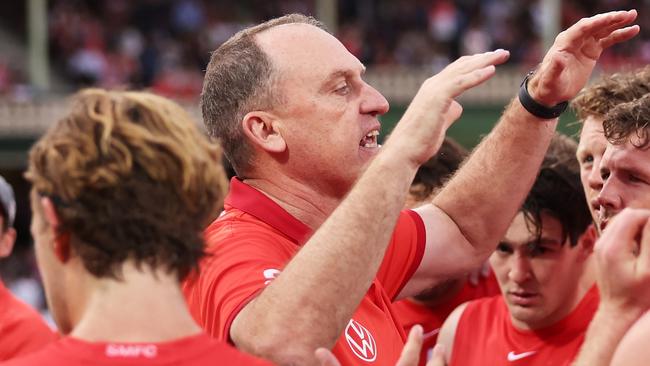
[518,71,568,119]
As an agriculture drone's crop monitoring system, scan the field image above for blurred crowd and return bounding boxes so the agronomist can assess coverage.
[2,0,648,101]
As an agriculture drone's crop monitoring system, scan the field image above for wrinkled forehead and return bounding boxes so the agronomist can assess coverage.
[254,23,364,87]
[603,137,650,165]
[578,116,605,144]
[577,117,606,154]
[503,212,565,246]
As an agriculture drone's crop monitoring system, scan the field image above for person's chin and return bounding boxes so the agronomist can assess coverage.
[358,145,381,160]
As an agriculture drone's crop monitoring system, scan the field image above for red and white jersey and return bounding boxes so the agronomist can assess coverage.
[1,333,271,365]
[0,281,56,361]
[183,178,426,366]
[450,286,599,366]
[392,272,500,366]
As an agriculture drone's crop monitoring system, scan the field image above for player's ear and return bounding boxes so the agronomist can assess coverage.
[40,197,71,263]
[241,111,287,153]
[0,227,16,258]
[576,225,597,261]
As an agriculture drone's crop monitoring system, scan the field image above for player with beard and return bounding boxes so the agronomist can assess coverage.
[393,138,500,366]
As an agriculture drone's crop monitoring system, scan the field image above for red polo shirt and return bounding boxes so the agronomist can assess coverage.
[0,281,56,361]
[183,178,426,365]
[1,333,271,365]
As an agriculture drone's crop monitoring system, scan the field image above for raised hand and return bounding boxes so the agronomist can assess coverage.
[387,49,510,167]
[594,208,650,314]
[529,10,639,106]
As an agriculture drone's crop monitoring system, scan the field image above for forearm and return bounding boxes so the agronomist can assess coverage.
[572,307,643,366]
[232,151,417,364]
[433,99,557,253]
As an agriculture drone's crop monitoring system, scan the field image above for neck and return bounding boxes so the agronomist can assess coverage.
[243,175,344,229]
[70,263,201,342]
[579,255,596,291]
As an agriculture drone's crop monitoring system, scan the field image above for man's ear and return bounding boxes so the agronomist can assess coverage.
[577,224,598,261]
[40,197,70,263]
[0,227,16,258]
[241,111,287,153]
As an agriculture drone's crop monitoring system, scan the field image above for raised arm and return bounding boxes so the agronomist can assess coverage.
[230,51,509,365]
[400,10,639,298]
[573,208,650,366]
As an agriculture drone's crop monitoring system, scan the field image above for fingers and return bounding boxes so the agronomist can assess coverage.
[447,49,510,75]
[427,344,447,366]
[599,25,641,49]
[315,348,341,366]
[596,208,650,261]
[396,325,424,366]
[594,14,637,39]
[447,65,496,98]
[637,218,650,276]
[560,10,637,48]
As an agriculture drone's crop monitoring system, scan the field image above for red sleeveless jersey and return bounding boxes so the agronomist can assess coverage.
[392,272,500,366]
[450,286,599,366]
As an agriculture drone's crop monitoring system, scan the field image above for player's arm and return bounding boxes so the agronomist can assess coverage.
[229,51,510,366]
[573,208,650,366]
[436,302,467,365]
[611,312,650,366]
[399,10,639,298]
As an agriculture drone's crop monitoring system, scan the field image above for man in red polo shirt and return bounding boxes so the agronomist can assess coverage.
[437,135,596,365]
[184,10,639,365]
[0,175,55,361]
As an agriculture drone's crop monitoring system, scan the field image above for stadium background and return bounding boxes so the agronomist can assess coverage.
[0,0,647,322]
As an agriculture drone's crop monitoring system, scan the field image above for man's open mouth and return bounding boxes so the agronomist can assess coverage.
[360,130,379,148]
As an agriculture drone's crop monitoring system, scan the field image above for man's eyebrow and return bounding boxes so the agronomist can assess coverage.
[320,66,367,91]
[619,157,650,180]
[527,238,561,247]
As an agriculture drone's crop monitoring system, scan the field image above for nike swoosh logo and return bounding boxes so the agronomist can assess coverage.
[422,328,440,339]
[507,351,537,361]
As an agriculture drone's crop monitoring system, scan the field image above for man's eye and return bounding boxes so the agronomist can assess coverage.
[628,174,646,184]
[335,83,350,95]
[496,243,512,254]
[529,246,548,257]
[601,170,610,181]
[580,154,594,165]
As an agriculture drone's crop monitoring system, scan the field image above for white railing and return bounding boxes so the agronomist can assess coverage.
[0,67,528,137]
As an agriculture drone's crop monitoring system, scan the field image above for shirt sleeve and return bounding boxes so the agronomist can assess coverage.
[375,210,426,300]
[183,220,294,343]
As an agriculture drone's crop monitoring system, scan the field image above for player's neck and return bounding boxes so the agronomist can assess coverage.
[70,263,201,343]
[579,255,597,290]
[243,175,344,230]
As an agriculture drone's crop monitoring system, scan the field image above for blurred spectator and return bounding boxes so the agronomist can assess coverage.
[0,0,643,100]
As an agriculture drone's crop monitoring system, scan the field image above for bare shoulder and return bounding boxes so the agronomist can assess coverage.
[611,311,650,366]
[437,301,470,363]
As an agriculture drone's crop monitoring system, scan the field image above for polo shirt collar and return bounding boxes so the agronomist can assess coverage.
[224,177,312,244]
